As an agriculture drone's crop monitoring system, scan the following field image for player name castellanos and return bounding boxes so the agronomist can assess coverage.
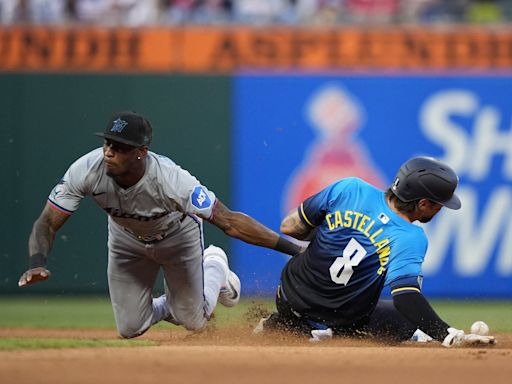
[324,209,390,275]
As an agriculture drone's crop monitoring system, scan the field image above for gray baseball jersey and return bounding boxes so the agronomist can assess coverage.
[48,147,217,241]
[47,147,219,335]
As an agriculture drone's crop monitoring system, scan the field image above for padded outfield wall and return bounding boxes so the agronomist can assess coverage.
[1,26,512,298]
[0,74,231,294]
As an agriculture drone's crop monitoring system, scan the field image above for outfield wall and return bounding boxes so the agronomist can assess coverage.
[0,74,231,294]
[1,26,511,298]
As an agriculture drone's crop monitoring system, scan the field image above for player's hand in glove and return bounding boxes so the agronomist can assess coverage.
[442,327,496,348]
[18,267,51,287]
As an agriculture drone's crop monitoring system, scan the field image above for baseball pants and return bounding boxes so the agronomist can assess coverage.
[107,215,221,338]
[272,287,417,341]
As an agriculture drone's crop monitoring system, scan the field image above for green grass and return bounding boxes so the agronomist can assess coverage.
[431,300,512,332]
[0,338,157,350]
[1,297,511,331]
[0,296,272,329]
[0,296,511,351]
[0,296,272,350]
[0,296,118,329]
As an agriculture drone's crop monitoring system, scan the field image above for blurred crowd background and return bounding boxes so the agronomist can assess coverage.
[0,0,511,27]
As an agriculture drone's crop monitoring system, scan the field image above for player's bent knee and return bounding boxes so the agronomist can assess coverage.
[118,327,149,339]
[117,322,151,339]
[183,321,207,332]
[176,313,207,332]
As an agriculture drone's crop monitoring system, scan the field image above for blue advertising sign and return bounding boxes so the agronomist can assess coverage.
[232,74,512,298]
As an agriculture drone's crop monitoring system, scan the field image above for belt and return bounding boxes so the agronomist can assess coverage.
[123,228,167,244]
[136,233,166,244]
[126,214,188,244]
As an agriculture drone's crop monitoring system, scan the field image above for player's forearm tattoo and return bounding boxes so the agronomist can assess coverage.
[28,225,53,255]
[28,207,67,256]
[282,215,301,230]
[29,220,55,256]
[282,214,311,240]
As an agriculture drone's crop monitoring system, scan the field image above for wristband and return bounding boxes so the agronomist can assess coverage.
[29,253,47,269]
[274,237,302,256]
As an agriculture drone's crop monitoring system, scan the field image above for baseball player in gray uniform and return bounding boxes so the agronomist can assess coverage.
[18,111,301,338]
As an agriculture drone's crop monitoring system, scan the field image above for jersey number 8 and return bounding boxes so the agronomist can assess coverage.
[329,238,367,285]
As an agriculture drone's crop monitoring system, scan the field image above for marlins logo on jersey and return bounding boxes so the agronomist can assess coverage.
[191,186,212,210]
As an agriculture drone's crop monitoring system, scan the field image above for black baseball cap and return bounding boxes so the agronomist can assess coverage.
[391,156,461,210]
[94,111,152,147]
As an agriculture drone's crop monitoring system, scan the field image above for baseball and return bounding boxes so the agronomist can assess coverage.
[470,321,490,336]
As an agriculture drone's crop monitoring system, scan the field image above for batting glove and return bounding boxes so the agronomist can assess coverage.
[442,327,496,348]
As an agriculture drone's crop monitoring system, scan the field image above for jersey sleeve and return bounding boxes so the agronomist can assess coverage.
[47,154,92,215]
[167,166,217,219]
[385,228,428,296]
[298,178,353,228]
[298,189,330,228]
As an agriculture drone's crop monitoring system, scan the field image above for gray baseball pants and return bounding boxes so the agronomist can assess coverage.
[107,215,214,338]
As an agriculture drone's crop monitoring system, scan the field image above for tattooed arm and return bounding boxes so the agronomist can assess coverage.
[19,204,70,287]
[29,205,69,257]
[280,209,315,241]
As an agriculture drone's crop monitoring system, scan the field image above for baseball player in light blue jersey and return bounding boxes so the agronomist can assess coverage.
[256,157,496,347]
[18,111,301,338]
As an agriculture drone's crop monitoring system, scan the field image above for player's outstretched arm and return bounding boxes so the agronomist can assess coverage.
[18,204,70,287]
[393,292,496,347]
[205,200,302,256]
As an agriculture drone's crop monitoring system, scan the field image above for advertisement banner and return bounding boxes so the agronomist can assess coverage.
[2,26,512,72]
[233,74,512,298]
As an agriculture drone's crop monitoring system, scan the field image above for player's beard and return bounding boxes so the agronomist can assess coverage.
[418,215,434,223]
[105,166,119,178]
[104,158,130,177]
[106,169,130,179]
[104,158,144,187]
[105,163,127,178]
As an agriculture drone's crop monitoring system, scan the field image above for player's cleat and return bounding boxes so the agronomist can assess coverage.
[219,271,241,308]
[203,245,241,308]
[410,328,433,343]
[309,328,333,343]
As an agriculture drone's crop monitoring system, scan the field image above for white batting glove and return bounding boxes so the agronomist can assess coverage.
[442,327,496,348]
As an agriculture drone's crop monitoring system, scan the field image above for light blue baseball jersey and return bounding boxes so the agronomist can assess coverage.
[281,177,427,325]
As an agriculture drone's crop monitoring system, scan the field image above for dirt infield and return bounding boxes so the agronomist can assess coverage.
[1,327,511,384]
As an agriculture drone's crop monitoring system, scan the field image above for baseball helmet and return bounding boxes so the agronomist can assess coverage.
[391,156,461,210]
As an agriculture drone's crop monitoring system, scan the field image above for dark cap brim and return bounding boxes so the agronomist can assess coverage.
[94,132,140,147]
[440,193,461,210]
